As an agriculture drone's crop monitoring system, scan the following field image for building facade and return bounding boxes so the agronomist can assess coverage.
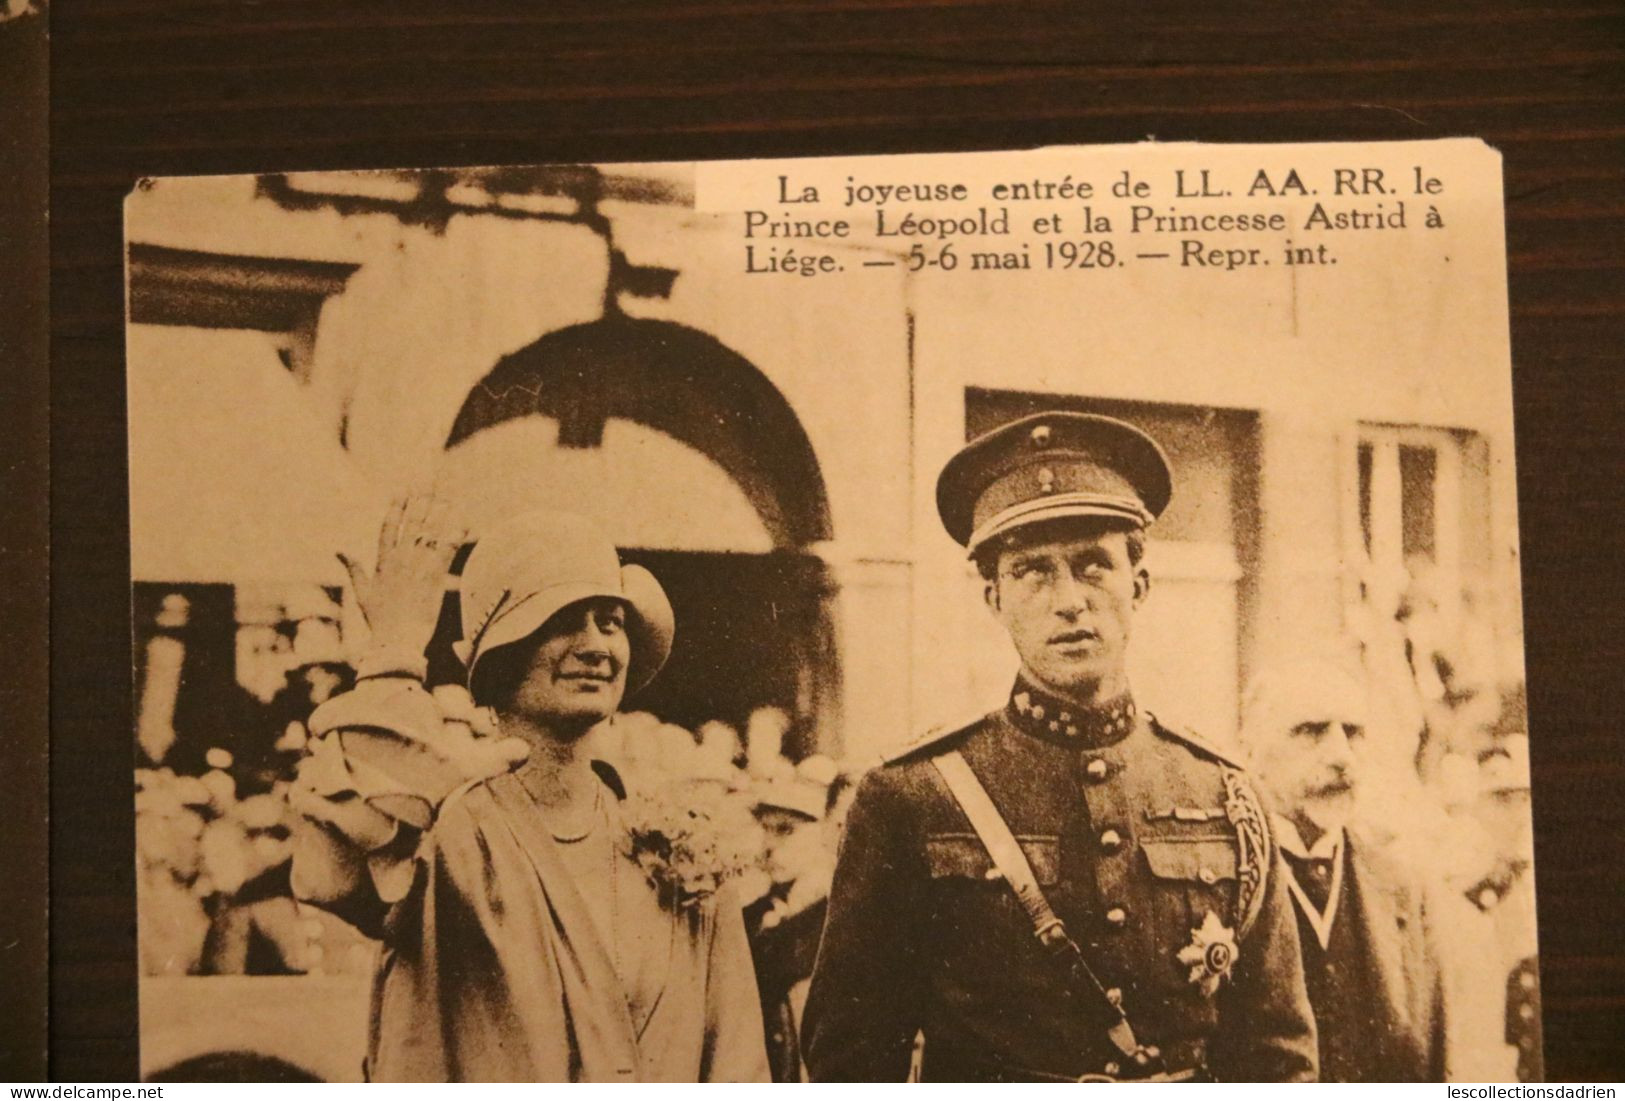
[127,156,1524,767]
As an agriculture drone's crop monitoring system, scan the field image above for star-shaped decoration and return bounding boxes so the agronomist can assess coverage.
[1176,910,1238,997]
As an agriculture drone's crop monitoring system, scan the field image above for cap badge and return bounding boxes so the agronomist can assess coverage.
[1038,467,1057,494]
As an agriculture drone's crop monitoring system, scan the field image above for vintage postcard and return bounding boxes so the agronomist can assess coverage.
[126,139,1538,1082]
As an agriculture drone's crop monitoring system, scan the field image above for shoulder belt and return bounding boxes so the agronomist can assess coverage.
[930,750,1146,1063]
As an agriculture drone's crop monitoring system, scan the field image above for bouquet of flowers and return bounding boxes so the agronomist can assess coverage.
[621,779,760,910]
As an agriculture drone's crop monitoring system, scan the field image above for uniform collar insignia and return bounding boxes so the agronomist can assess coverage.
[1007,678,1136,748]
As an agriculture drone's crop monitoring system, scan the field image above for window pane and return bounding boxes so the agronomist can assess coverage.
[1357,441,1373,552]
[1399,443,1437,560]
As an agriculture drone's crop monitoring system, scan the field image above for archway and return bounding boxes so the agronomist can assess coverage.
[448,316,830,548]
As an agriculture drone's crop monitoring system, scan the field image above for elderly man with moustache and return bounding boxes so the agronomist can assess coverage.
[1238,656,1448,1081]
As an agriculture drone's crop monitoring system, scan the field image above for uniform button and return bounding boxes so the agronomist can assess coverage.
[1105,987,1123,1007]
[1100,829,1123,853]
[1519,972,1537,991]
[1103,1062,1121,1078]
[1105,906,1127,928]
[1198,867,1217,885]
[1085,758,1110,782]
[1518,1004,1535,1021]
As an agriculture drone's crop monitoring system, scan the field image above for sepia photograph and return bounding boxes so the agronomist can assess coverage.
[124,141,1538,1083]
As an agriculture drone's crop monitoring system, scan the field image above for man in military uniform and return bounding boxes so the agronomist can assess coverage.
[801,412,1318,1082]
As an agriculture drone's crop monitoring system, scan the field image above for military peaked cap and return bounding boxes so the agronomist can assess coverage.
[936,411,1173,554]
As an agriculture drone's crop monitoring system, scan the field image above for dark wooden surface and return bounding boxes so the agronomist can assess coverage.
[1,3,51,1085]
[47,0,1625,1082]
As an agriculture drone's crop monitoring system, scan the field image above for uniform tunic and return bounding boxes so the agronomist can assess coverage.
[802,681,1318,1082]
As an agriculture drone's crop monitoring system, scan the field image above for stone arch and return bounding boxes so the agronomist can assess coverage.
[447,315,831,549]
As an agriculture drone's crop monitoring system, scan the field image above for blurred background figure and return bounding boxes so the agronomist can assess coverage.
[694,720,747,790]
[1484,738,1542,1085]
[753,754,838,914]
[136,743,374,981]
[198,787,372,978]
[1340,544,1542,1081]
[745,706,796,784]
[135,767,213,976]
[1442,737,1541,1082]
[744,753,844,1082]
[132,584,377,985]
[136,594,191,765]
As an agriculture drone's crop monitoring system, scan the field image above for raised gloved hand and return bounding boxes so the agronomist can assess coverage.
[338,487,464,682]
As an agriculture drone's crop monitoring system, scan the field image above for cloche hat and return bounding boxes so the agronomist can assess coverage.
[452,510,674,695]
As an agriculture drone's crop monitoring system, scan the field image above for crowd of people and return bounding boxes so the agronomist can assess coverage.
[1345,557,1539,1079]
[132,570,1536,1083]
